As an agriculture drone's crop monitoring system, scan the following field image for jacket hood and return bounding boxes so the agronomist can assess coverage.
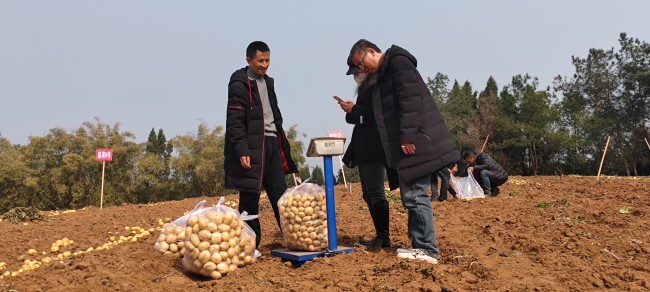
[385,45,418,68]
[228,67,249,87]
[377,45,418,78]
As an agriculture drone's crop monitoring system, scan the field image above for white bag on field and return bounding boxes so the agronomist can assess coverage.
[181,197,258,279]
[451,174,486,200]
[277,182,329,251]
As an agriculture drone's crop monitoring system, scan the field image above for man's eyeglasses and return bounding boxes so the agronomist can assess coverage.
[356,50,369,72]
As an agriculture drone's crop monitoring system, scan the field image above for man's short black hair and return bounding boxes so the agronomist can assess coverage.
[349,39,382,59]
[246,41,270,58]
[462,150,476,160]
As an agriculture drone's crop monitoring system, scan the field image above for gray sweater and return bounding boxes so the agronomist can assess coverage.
[247,69,277,137]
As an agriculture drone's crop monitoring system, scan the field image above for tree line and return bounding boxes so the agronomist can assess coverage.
[0,119,312,213]
[0,33,648,213]
[428,33,649,176]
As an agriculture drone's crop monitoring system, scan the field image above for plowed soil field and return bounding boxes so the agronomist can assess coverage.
[1,175,649,291]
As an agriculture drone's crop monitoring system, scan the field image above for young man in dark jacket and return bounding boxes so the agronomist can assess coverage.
[224,41,298,250]
[347,39,459,264]
[463,150,508,196]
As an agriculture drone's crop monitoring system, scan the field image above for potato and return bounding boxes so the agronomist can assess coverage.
[228,238,238,248]
[208,244,220,253]
[197,241,210,251]
[230,219,240,230]
[193,259,203,270]
[198,250,211,264]
[217,224,231,232]
[206,222,218,233]
[210,271,222,279]
[221,231,231,242]
[219,251,229,261]
[223,213,234,225]
[216,262,229,274]
[304,207,314,216]
[206,211,219,222]
[198,230,212,242]
[165,233,177,244]
[190,234,201,247]
[210,252,223,264]
[187,215,199,226]
[203,261,217,273]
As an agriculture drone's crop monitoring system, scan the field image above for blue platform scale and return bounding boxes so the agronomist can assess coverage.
[271,137,354,266]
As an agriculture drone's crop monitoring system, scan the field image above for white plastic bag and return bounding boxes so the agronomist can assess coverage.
[277,182,328,251]
[181,197,258,279]
[451,174,486,200]
[154,200,207,256]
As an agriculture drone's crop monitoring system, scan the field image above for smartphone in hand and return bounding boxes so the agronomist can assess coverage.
[333,95,343,102]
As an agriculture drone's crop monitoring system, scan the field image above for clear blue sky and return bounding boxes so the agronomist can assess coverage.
[1,1,649,169]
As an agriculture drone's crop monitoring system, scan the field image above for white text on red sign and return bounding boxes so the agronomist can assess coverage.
[95,149,113,162]
[327,130,343,138]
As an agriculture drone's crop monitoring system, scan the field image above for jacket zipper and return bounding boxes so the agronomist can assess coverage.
[248,78,265,193]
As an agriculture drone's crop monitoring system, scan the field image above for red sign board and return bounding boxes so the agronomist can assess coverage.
[327,130,343,138]
[95,149,113,162]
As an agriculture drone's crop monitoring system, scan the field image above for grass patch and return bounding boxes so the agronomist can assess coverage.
[385,190,401,203]
[537,200,552,208]
[2,207,49,224]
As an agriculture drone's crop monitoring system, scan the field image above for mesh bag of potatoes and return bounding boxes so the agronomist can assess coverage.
[154,200,207,256]
[277,182,328,251]
[181,197,258,279]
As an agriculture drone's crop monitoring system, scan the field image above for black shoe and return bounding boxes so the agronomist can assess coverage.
[359,236,391,248]
[360,200,391,248]
[491,187,501,196]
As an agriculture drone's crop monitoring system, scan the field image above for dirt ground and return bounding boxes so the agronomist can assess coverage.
[0,175,649,291]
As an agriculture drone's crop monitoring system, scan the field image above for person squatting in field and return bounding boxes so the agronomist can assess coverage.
[224,41,298,251]
[463,150,508,196]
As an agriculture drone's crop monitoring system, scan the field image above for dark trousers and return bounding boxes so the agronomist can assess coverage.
[239,136,288,248]
[476,169,508,195]
[430,167,451,201]
[358,161,388,206]
[358,161,390,241]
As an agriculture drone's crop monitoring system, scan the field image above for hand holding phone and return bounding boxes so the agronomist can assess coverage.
[333,95,343,103]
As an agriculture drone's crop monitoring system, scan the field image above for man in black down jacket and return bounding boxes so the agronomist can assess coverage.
[463,150,508,196]
[347,39,459,264]
[225,41,298,250]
